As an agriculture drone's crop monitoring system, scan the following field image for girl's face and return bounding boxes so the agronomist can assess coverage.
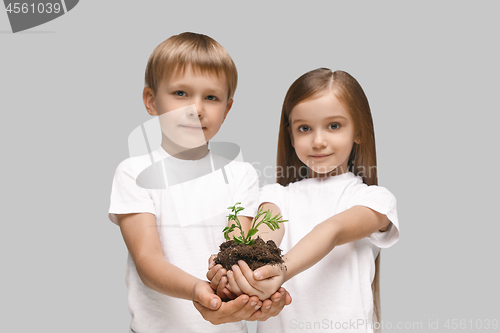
[288,91,358,178]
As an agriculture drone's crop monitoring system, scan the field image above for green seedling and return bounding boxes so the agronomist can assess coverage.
[223,202,287,246]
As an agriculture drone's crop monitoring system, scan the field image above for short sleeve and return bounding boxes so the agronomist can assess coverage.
[259,183,285,213]
[349,185,399,248]
[108,159,156,225]
[231,162,260,218]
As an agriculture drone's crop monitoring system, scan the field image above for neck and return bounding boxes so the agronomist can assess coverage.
[309,164,349,179]
[161,138,209,160]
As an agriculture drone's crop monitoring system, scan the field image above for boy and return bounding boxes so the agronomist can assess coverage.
[108,32,290,333]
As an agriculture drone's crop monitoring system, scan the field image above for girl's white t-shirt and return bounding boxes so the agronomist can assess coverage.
[109,147,259,333]
[257,172,399,333]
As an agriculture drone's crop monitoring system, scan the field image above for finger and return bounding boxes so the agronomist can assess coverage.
[276,287,292,305]
[271,289,283,303]
[257,298,273,321]
[223,287,237,300]
[226,270,243,296]
[237,260,258,284]
[193,282,222,310]
[207,263,222,281]
[232,265,263,298]
[208,255,217,270]
[246,308,263,321]
[281,287,292,305]
[216,276,228,299]
[216,268,228,293]
[232,296,262,322]
[193,294,250,325]
[209,266,223,291]
[253,264,282,280]
[267,290,287,317]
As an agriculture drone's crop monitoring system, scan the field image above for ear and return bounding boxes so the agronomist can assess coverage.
[222,98,233,121]
[143,87,158,116]
[354,134,361,144]
[288,126,294,148]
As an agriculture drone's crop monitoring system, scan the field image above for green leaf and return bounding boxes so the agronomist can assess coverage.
[224,202,287,244]
[233,235,244,244]
[223,224,237,240]
[247,228,258,238]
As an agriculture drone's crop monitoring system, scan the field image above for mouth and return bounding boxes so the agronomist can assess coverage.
[309,153,333,159]
[179,125,205,130]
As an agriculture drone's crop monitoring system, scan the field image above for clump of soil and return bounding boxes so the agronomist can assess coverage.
[214,236,285,271]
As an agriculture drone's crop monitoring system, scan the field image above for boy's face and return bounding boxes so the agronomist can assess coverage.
[144,65,233,155]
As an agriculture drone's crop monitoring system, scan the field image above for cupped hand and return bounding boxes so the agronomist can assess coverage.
[254,287,292,321]
[226,260,286,301]
[192,280,263,325]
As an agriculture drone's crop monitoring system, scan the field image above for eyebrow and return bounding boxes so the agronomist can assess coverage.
[292,115,348,124]
[169,83,225,95]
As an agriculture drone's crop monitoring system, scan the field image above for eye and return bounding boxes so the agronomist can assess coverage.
[298,125,310,132]
[206,95,217,101]
[174,91,186,97]
[328,123,340,130]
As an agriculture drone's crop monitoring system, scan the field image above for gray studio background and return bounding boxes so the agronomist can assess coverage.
[1,1,498,332]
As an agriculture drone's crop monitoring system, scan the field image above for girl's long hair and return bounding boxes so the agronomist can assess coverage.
[277,68,382,328]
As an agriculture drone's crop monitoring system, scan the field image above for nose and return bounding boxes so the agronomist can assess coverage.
[187,99,204,118]
[312,131,327,149]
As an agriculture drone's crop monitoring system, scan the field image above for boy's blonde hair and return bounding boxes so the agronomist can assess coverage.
[145,32,238,100]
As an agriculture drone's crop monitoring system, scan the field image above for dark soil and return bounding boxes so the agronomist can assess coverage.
[214,236,285,271]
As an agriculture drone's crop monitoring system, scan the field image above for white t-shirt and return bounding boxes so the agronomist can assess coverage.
[257,172,399,333]
[109,146,259,333]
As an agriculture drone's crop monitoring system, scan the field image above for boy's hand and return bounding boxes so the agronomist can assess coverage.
[227,260,286,301]
[192,280,264,324]
[255,287,292,321]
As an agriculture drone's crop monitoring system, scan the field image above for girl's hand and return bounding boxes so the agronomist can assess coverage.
[252,263,285,281]
[227,260,286,300]
[207,255,237,300]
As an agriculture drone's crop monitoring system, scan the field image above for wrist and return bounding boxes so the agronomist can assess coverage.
[282,257,294,283]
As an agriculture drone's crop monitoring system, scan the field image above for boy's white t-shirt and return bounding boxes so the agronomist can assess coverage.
[109,146,259,333]
[257,172,399,333]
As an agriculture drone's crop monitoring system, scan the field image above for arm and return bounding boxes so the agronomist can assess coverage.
[230,205,390,298]
[116,212,265,323]
[117,212,201,299]
[278,205,390,282]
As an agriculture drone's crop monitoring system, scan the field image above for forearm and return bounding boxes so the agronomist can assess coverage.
[117,212,204,300]
[282,221,340,282]
[283,205,390,282]
[136,253,203,300]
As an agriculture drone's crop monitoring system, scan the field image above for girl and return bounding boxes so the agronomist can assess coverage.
[209,68,399,333]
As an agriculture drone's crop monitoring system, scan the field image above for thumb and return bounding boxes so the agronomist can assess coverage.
[253,264,281,280]
[194,283,222,310]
